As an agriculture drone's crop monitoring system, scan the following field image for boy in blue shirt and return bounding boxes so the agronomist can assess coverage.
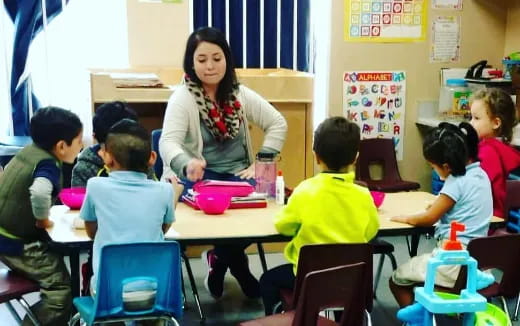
[80,119,183,295]
[0,107,83,325]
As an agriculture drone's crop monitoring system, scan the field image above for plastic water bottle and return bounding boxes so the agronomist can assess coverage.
[255,152,277,197]
[275,171,285,205]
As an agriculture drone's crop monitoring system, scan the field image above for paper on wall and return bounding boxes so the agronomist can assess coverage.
[430,16,461,63]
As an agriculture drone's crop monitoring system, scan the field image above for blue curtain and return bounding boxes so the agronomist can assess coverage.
[4,0,67,136]
[192,0,310,72]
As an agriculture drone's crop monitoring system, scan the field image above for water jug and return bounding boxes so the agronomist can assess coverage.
[255,152,276,197]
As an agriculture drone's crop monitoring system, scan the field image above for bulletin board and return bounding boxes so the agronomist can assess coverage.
[344,0,428,43]
[343,71,407,160]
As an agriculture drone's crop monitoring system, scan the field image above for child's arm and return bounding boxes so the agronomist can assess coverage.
[391,194,455,227]
[165,176,185,208]
[274,192,302,236]
[29,177,55,229]
[84,221,97,239]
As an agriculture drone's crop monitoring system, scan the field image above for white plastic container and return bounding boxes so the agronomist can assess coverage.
[275,170,285,205]
[438,79,471,114]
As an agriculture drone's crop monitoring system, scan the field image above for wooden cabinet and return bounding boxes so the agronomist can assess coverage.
[90,68,314,188]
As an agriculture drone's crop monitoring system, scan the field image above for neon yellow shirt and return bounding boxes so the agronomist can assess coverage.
[274,172,379,274]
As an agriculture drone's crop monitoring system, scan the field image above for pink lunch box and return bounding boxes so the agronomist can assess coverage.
[192,180,255,197]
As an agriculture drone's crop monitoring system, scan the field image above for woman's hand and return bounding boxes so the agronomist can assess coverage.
[185,158,206,181]
[235,163,255,180]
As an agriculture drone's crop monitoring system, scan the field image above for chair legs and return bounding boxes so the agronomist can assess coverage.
[514,294,520,321]
[181,252,206,323]
[373,252,397,298]
[17,297,40,326]
[5,301,22,324]
[68,312,81,326]
[5,298,40,326]
[500,296,513,325]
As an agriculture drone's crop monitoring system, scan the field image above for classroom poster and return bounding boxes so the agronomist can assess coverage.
[344,0,428,43]
[432,0,463,10]
[430,16,460,63]
[343,71,406,160]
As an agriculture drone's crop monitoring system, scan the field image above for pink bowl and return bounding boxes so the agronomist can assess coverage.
[59,187,86,209]
[370,191,386,208]
[195,193,231,215]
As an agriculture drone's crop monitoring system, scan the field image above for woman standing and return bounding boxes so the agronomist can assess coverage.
[159,27,287,299]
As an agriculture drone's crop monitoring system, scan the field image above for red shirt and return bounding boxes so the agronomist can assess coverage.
[478,138,520,217]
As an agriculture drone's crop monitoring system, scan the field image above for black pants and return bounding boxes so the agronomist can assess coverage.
[259,263,295,315]
[213,243,250,265]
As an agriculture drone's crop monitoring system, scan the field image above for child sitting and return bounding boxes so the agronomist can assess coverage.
[469,88,520,218]
[389,122,492,307]
[80,119,183,298]
[0,107,83,325]
[259,116,380,315]
[72,101,140,186]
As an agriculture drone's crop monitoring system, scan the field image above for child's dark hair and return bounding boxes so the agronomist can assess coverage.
[30,106,83,151]
[313,117,360,171]
[470,88,518,143]
[423,122,478,176]
[93,101,138,144]
[183,27,238,105]
[105,119,151,173]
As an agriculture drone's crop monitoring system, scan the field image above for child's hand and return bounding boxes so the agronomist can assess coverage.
[35,218,54,229]
[390,215,409,224]
[166,176,185,206]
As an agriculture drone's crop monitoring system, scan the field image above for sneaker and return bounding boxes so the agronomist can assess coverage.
[229,254,261,299]
[201,250,227,299]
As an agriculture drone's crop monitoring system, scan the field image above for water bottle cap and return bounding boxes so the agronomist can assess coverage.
[256,152,276,161]
[277,170,283,176]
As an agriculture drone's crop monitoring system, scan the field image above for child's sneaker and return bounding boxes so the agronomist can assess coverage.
[201,250,227,299]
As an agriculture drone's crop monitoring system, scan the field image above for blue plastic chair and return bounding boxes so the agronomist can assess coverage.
[151,129,163,179]
[69,242,183,326]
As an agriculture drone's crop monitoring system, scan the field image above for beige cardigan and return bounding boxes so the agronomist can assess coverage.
[159,84,288,179]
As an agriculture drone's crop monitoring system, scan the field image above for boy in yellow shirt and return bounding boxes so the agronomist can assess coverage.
[259,116,379,315]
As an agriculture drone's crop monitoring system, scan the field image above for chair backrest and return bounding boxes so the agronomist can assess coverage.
[292,263,367,326]
[356,138,401,182]
[91,242,183,324]
[452,234,520,297]
[505,180,520,215]
[151,129,163,179]
[292,243,373,312]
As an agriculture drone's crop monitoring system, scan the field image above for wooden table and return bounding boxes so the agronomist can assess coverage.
[48,191,504,303]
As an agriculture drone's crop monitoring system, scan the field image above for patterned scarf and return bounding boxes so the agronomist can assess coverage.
[185,75,242,142]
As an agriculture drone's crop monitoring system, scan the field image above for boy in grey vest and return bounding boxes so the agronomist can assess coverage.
[0,107,83,326]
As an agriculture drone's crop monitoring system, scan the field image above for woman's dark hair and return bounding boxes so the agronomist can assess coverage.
[423,122,477,176]
[183,26,238,104]
[30,106,83,151]
[313,117,360,171]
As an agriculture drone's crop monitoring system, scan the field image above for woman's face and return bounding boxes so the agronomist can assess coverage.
[193,41,227,88]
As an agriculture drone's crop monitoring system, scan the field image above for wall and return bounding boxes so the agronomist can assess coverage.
[328,0,508,190]
[505,0,520,56]
[126,0,190,67]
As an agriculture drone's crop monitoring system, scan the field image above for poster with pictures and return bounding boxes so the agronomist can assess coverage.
[343,71,406,160]
[344,0,428,43]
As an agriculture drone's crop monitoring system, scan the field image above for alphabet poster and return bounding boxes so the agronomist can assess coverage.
[343,71,406,160]
[344,0,428,43]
